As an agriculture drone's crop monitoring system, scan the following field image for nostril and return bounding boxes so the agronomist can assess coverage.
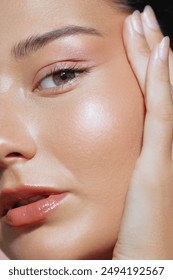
[6,152,22,157]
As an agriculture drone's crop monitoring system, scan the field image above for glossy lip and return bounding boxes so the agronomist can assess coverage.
[0,185,67,227]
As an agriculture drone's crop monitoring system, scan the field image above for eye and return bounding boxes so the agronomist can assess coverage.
[40,69,80,89]
[34,64,89,94]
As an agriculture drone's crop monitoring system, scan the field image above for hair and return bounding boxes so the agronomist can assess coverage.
[113,0,173,49]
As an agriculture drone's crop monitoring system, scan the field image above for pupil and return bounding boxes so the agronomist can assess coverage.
[60,72,68,80]
[53,70,76,85]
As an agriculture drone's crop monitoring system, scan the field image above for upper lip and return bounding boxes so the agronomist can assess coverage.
[0,185,64,217]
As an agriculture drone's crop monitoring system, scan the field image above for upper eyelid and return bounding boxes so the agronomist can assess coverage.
[41,63,82,80]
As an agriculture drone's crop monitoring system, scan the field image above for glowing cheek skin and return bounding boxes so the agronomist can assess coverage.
[0,0,145,260]
[76,99,113,136]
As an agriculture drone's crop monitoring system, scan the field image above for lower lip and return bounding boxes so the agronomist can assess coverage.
[4,193,67,227]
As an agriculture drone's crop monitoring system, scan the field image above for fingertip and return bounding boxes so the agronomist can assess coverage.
[123,11,144,45]
[148,37,170,67]
[158,37,170,61]
[130,10,144,35]
[142,5,160,31]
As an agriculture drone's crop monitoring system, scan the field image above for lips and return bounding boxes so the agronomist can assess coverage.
[0,186,67,227]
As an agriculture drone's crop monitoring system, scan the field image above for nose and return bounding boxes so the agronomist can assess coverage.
[0,120,37,168]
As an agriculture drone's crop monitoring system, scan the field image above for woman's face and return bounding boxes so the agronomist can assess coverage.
[0,0,144,259]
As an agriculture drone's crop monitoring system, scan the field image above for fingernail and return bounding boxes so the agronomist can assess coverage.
[143,5,160,30]
[158,37,170,61]
[131,10,144,35]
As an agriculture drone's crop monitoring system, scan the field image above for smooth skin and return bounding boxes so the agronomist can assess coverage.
[0,0,144,260]
[0,1,173,259]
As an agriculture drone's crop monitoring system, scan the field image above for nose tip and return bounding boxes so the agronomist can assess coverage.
[0,84,37,167]
[0,135,36,167]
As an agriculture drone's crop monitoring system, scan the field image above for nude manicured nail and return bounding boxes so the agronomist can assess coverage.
[143,5,160,30]
[158,37,170,61]
[131,10,144,35]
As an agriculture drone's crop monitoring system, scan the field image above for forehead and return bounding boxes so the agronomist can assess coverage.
[0,0,119,36]
[0,0,128,66]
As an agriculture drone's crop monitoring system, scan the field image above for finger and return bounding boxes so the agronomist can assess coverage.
[141,37,173,163]
[141,5,173,87]
[141,5,163,49]
[123,11,150,93]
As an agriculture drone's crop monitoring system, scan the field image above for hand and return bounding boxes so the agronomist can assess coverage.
[112,5,173,259]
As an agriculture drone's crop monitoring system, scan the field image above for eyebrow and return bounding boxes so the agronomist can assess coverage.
[11,25,103,60]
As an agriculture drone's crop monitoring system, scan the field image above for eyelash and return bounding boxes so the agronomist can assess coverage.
[34,63,89,95]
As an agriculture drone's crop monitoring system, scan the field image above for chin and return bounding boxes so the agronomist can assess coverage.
[4,225,116,260]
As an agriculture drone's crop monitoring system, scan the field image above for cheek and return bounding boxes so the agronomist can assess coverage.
[71,94,144,197]
[43,67,145,200]
[0,59,145,260]
[33,52,145,232]
[25,70,145,259]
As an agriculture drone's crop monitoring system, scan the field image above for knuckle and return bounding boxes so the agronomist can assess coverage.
[137,45,150,57]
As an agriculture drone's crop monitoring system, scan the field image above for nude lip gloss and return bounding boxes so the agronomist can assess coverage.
[4,193,67,227]
[0,186,67,227]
